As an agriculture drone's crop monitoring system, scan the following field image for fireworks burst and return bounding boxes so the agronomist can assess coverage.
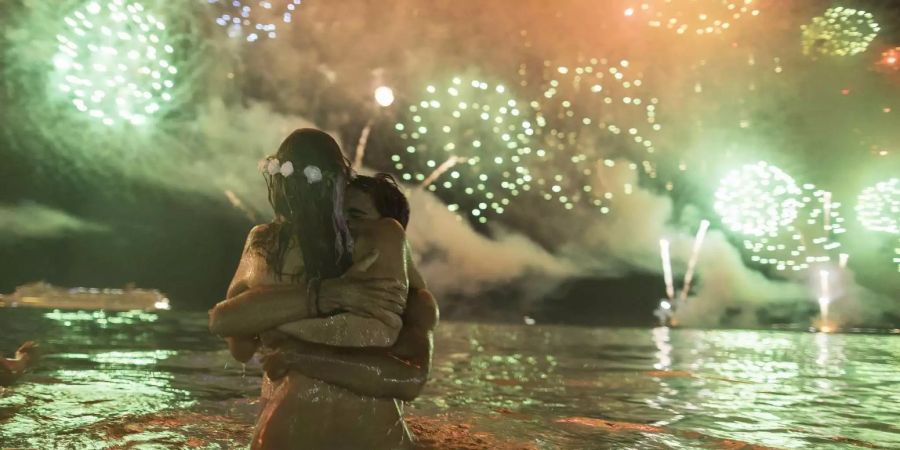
[518,58,665,213]
[207,0,303,42]
[715,162,804,237]
[391,76,538,223]
[624,0,760,36]
[856,178,899,235]
[715,162,846,272]
[801,7,880,57]
[52,0,177,126]
[857,181,900,271]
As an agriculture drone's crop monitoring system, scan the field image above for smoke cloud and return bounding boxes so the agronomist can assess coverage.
[404,188,577,296]
[0,203,107,241]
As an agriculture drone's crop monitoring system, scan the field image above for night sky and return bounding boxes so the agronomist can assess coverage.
[0,0,897,328]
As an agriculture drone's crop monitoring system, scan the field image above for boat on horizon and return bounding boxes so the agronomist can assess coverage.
[0,281,170,311]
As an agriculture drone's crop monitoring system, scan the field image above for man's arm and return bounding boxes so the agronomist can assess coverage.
[263,288,439,401]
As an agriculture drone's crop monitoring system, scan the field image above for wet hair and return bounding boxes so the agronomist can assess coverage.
[350,173,410,229]
[257,129,354,281]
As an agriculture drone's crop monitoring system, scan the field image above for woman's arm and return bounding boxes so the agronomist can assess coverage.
[210,285,314,336]
[210,224,322,337]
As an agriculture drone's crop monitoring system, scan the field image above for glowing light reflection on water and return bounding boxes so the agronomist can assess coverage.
[1,309,898,449]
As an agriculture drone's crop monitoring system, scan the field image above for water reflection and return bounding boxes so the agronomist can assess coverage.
[43,309,159,328]
[0,349,194,448]
[652,326,672,370]
[1,311,898,449]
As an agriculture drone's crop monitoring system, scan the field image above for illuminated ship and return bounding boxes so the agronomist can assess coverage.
[0,281,170,311]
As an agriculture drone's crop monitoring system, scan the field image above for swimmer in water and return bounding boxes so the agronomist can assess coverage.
[1,341,40,387]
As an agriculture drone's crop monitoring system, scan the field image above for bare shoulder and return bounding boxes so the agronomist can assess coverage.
[226,223,277,299]
[407,288,439,332]
[247,223,275,246]
[249,223,272,236]
[243,223,284,257]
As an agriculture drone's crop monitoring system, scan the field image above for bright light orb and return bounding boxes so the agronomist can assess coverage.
[624,0,760,36]
[802,7,880,57]
[856,178,899,234]
[374,86,395,107]
[208,0,302,42]
[53,0,176,126]
[878,47,900,71]
[714,162,804,237]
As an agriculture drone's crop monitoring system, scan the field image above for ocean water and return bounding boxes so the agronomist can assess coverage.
[1,308,899,449]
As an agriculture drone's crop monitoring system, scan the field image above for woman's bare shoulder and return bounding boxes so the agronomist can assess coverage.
[249,223,277,239]
[245,223,281,253]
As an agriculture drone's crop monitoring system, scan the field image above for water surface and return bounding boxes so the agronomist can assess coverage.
[1,309,898,449]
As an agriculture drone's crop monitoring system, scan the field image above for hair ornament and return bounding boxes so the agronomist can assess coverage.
[280,161,294,177]
[259,157,321,184]
[303,165,322,184]
[266,158,282,176]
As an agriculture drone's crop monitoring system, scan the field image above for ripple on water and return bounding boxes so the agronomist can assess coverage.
[1,310,898,449]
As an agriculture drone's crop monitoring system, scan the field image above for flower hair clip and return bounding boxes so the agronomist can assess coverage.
[258,157,322,184]
[259,157,295,177]
[303,165,322,184]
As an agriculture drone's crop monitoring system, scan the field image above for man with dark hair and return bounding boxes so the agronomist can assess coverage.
[348,174,410,229]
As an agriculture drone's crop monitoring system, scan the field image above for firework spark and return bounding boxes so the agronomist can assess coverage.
[802,7,880,57]
[624,0,760,36]
[391,76,537,223]
[679,219,710,301]
[52,0,177,126]
[518,58,665,213]
[856,178,899,235]
[659,238,675,301]
[207,0,303,42]
[715,162,846,272]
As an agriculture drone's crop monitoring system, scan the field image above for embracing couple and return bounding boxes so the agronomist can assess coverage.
[208,129,438,449]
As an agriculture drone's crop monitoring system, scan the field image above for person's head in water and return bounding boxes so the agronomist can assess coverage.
[261,129,354,281]
[347,174,410,229]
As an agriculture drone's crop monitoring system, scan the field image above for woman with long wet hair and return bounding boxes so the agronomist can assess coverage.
[257,129,353,284]
[209,129,412,449]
